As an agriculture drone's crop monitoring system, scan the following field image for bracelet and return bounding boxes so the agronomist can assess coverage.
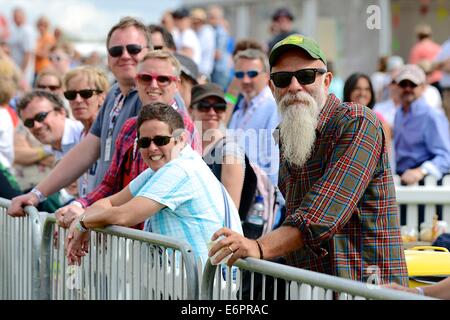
[79,214,88,230]
[255,239,264,259]
[224,93,238,105]
[75,221,88,233]
[70,200,84,209]
[36,147,47,160]
[30,187,47,203]
[416,287,425,296]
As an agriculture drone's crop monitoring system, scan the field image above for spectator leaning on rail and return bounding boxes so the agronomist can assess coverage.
[393,64,450,185]
[209,34,408,285]
[8,17,152,217]
[65,103,243,265]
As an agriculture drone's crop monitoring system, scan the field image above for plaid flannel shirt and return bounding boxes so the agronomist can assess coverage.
[78,108,201,207]
[280,94,408,285]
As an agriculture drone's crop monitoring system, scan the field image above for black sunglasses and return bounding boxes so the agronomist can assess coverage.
[23,110,55,128]
[64,89,102,100]
[235,70,259,79]
[108,44,145,57]
[37,84,61,91]
[137,135,173,148]
[195,101,227,113]
[398,80,418,89]
[270,68,327,88]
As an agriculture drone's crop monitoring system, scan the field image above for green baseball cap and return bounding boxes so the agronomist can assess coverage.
[269,34,327,68]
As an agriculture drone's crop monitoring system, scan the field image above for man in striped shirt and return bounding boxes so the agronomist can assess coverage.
[209,34,408,286]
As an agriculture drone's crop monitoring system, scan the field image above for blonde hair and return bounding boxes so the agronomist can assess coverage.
[0,59,19,103]
[139,49,181,76]
[63,65,110,92]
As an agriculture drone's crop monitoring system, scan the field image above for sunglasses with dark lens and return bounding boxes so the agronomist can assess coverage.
[135,73,178,87]
[398,80,418,89]
[235,70,259,79]
[23,110,55,129]
[64,89,102,100]
[153,45,163,50]
[137,135,173,148]
[195,101,227,113]
[108,44,145,58]
[37,84,61,91]
[270,68,327,88]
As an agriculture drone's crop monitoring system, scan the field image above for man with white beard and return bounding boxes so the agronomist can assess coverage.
[209,34,408,286]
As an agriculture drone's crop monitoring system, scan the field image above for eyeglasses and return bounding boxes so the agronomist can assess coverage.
[64,89,102,100]
[235,70,259,79]
[195,101,227,113]
[270,68,327,88]
[36,84,61,91]
[137,135,173,148]
[108,44,145,58]
[49,55,63,62]
[23,110,55,128]
[398,80,418,89]
[135,73,178,87]
[153,45,164,50]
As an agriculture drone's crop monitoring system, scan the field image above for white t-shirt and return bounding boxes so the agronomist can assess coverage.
[0,108,14,169]
[52,118,84,161]
[174,28,202,66]
[8,24,35,85]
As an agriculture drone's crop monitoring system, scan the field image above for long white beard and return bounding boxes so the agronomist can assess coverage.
[276,91,323,167]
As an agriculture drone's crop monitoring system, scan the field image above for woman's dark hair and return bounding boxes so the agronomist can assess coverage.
[343,73,376,109]
[137,102,185,136]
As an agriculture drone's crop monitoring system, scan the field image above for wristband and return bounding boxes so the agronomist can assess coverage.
[255,239,264,260]
[416,287,425,296]
[75,221,88,233]
[30,187,47,203]
[36,147,47,160]
[70,200,84,209]
[224,93,238,105]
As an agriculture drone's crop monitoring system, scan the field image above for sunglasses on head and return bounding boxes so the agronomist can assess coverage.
[398,80,418,89]
[195,101,227,113]
[37,84,61,91]
[235,70,259,79]
[136,73,178,87]
[64,89,102,100]
[270,68,327,88]
[137,135,173,148]
[23,110,55,129]
[108,44,145,58]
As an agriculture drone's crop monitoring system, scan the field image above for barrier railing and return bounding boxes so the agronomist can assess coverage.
[200,258,435,300]
[40,214,200,300]
[395,175,450,230]
[0,198,42,300]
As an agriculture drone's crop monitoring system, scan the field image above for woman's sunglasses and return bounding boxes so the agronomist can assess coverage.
[270,68,327,88]
[36,84,61,91]
[63,89,102,100]
[195,101,227,113]
[135,73,178,87]
[137,135,173,148]
[108,44,145,58]
[23,110,55,128]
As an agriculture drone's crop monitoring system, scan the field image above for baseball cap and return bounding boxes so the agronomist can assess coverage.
[172,7,190,19]
[174,52,199,84]
[395,64,426,85]
[269,34,327,68]
[272,8,294,21]
[190,83,225,106]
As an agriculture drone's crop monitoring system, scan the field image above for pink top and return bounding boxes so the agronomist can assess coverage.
[409,39,442,84]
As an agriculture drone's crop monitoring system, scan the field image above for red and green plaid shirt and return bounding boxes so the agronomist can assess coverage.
[279,94,408,285]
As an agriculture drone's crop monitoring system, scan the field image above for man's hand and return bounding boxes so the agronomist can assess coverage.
[65,218,90,265]
[208,227,261,267]
[401,168,426,185]
[55,204,85,229]
[8,192,40,217]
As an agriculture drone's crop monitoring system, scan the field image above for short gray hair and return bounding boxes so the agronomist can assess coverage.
[233,48,269,72]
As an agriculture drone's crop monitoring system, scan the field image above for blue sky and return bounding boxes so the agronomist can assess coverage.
[0,0,182,41]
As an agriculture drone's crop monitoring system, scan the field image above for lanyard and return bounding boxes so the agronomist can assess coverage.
[104,93,124,162]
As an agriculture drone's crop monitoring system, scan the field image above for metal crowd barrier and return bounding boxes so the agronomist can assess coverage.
[201,258,435,300]
[40,214,200,300]
[394,175,450,230]
[0,198,42,300]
